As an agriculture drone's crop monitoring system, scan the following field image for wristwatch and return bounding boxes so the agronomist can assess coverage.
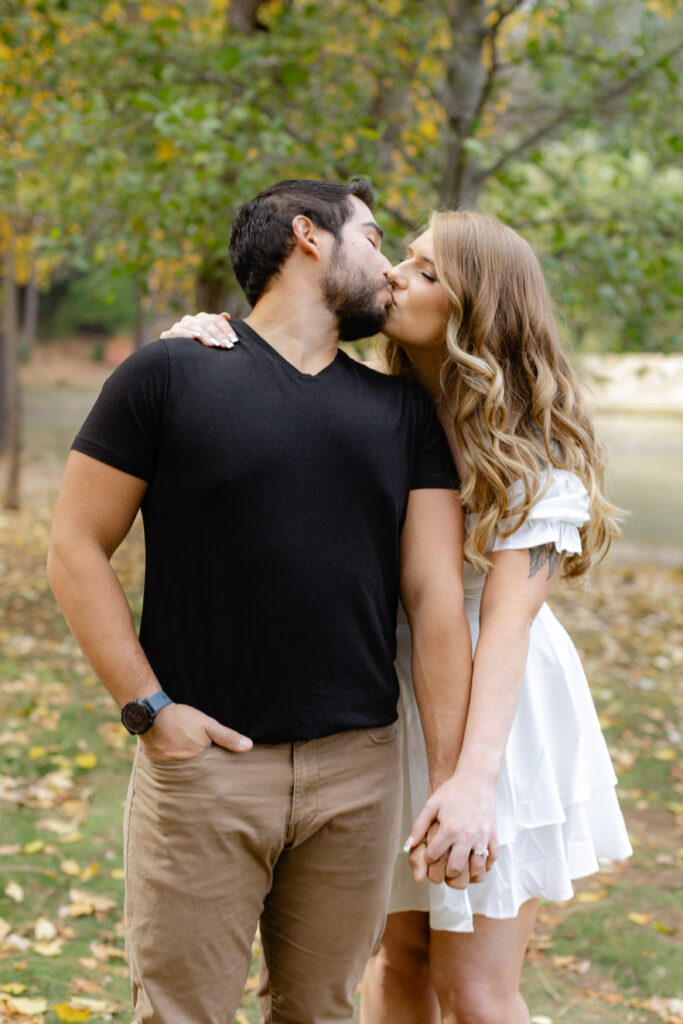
[120,690,173,735]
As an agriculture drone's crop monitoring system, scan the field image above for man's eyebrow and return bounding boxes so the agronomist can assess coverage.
[363,221,384,240]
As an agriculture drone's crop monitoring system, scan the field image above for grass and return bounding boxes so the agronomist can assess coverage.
[1,381,681,1023]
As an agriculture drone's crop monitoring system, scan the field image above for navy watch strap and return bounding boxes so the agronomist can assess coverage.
[144,690,173,716]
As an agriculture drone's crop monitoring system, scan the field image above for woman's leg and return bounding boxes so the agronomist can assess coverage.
[429,899,539,1024]
[360,911,440,1024]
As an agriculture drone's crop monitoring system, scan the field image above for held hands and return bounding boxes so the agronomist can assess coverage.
[139,702,252,762]
[404,769,499,889]
[159,311,238,348]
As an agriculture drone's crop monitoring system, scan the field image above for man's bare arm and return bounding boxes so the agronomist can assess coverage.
[48,451,252,758]
[399,488,472,790]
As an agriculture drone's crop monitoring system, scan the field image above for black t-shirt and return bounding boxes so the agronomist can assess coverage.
[72,322,457,742]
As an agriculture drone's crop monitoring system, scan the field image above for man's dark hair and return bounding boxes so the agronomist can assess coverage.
[229,177,374,306]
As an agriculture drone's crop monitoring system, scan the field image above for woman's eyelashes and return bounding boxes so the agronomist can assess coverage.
[421,272,436,282]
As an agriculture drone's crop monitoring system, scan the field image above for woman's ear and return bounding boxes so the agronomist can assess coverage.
[291,215,322,260]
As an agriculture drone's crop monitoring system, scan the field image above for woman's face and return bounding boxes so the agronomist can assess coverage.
[383,229,450,350]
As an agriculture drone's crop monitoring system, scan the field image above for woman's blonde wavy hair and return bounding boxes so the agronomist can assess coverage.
[385,210,621,582]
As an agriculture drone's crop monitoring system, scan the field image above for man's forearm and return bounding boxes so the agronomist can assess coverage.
[408,597,472,789]
[47,537,159,708]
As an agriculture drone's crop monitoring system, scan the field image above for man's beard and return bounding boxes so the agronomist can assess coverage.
[322,247,390,341]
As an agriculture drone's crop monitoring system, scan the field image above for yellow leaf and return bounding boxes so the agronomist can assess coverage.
[53,1004,90,1022]
[551,954,576,967]
[0,982,26,994]
[654,749,676,761]
[156,138,178,162]
[577,890,608,903]
[652,920,676,934]
[80,862,100,882]
[110,868,125,880]
[75,752,98,770]
[61,859,82,877]
[67,901,94,918]
[34,938,65,956]
[23,838,45,855]
[60,831,83,844]
[29,745,47,758]
[628,912,653,926]
[419,119,440,142]
[7,995,49,1015]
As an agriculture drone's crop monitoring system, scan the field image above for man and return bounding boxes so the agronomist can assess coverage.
[48,178,471,1024]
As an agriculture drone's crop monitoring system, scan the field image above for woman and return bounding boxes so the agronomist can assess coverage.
[161,210,631,1023]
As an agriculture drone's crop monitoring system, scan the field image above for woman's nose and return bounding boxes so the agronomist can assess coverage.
[387,264,406,287]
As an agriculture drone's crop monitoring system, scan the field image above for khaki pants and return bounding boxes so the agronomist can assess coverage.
[124,724,402,1024]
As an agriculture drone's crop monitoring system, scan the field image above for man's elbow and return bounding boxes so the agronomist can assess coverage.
[47,524,95,601]
[402,575,466,627]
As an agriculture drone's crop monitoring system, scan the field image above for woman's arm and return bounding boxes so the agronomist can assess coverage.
[409,542,561,887]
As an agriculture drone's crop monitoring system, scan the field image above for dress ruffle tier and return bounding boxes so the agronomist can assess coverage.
[389,470,632,932]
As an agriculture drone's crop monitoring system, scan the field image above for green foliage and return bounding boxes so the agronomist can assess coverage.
[1,0,681,347]
[39,271,138,339]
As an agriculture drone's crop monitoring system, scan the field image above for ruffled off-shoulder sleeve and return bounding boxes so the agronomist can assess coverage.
[492,470,590,555]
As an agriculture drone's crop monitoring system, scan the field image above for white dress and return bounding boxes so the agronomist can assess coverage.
[389,469,632,931]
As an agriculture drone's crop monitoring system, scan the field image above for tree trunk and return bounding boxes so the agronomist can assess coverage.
[3,245,21,510]
[228,0,268,35]
[21,269,39,359]
[195,273,229,315]
[438,0,490,209]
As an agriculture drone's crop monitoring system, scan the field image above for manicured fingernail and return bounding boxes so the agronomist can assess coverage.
[238,737,252,750]
[402,836,414,853]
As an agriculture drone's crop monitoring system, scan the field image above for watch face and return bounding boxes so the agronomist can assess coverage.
[121,701,152,734]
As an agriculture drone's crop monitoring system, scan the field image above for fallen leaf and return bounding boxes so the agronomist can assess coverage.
[577,889,608,903]
[34,938,65,956]
[75,752,98,770]
[23,838,45,855]
[34,917,58,940]
[628,911,654,926]
[4,881,24,903]
[53,1003,90,1021]
[652,920,676,935]
[6,995,49,1015]
[0,983,27,994]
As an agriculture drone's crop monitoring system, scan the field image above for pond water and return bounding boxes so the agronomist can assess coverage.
[597,413,683,549]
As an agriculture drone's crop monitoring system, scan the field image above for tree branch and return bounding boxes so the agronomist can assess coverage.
[482,37,683,178]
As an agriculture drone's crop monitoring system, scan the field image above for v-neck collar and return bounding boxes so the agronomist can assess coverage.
[236,320,342,382]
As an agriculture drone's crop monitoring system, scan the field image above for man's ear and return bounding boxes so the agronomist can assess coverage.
[291,215,323,260]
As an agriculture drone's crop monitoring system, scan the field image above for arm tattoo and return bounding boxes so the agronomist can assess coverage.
[528,543,561,580]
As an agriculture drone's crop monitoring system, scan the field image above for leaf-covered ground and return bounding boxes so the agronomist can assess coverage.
[1,384,681,1023]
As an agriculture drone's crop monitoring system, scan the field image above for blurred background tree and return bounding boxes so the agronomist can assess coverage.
[0,0,681,371]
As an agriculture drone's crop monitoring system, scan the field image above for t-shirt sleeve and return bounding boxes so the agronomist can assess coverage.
[409,386,460,491]
[71,341,170,481]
